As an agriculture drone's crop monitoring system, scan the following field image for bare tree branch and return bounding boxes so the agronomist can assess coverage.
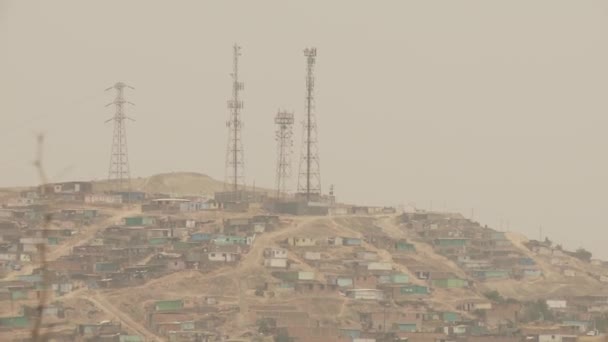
[31,133,52,342]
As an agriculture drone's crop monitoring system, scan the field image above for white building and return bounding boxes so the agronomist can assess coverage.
[287,237,316,247]
[85,194,123,205]
[546,299,567,309]
[264,248,287,259]
[264,258,288,268]
[304,251,322,261]
[346,289,384,301]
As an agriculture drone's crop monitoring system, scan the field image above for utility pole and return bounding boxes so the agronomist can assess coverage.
[106,82,134,192]
[275,110,295,200]
[297,47,321,201]
[224,44,245,201]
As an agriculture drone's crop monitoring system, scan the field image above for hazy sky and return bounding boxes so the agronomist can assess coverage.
[2,1,608,257]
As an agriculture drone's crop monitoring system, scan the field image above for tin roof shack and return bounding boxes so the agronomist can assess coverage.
[457,255,492,270]
[178,198,219,212]
[60,208,98,220]
[94,261,121,275]
[547,299,568,310]
[273,200,329,216]
[147,299,217,338]
[386,284,430,301]
[264,248,289,268]
[212,235,251,246]
[48,255,96,275]
[146,198,190,214]
[85,193,124,205]
[123,216,158,227]
[154,299,185,312]
[77,321,122,339]
[39,181,93,196]
[273,271,315,282]
[0,315,29,329]
[264,248,288,259]
[473,269,511,281]
[367,262,393,273]
[264,258,288,268]
[328,236,362,247]
[432,276,469,289]
[456,299,493,312]
[359,309,425,333]
[207,245,242,263]
[113,191,146,203]
[223,217,256,235]
[281,326,350,342]
[393,240,416,253]
[294,281,340,295]
[286,237,316,247]
[149,252,187,271]
[346,289,385,301]
[0,221,21,242]
[215,190,266,204]
[103,226,147,246]
[433,238,469,256]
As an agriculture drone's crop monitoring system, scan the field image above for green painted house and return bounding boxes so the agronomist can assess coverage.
[95,262,120,273]
[393,323,417,332]
[155,299,184,312]
[379,273,409,284]
[148,237,171,245]
[119,336,143,342]
[124,216,156,226]
[0,316,29,328]
[400,285,429,295]
[442,312,461,322]
[395,241,416,252]
[434,238,468,247]
[10,289,29,300]
[432,278,468,288]
[474,270,510,280]
[212,235,247,246]
[172,241,199,251]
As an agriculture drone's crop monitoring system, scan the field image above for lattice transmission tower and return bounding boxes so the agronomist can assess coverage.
[297,47,321,201]
[105,82,134,191]
[224,44,245,199]
[275,110,295,199]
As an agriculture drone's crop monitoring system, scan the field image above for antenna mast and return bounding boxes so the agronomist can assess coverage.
[275,110,295,200]
[106,82,134,191]
[224,44,245,200]
[297,47,321,201]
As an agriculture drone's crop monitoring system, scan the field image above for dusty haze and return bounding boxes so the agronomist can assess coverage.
[1,1,608,257]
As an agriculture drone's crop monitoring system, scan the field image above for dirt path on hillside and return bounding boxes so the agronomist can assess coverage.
[87,291,162,342]
[374,216,468,278]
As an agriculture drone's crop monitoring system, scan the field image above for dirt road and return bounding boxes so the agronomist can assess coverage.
[87,291,162,342]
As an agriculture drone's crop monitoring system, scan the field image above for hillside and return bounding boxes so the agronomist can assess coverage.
[98,212,608,339]
[2,177,608,340]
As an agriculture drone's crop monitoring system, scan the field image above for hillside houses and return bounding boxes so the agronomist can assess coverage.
[1,186,608,341]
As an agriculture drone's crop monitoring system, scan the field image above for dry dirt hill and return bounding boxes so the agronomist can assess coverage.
[93,172,271,196]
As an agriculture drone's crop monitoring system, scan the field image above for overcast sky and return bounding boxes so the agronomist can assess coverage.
[2,1,608,257]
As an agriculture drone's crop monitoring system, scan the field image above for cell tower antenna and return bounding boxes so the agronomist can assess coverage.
[275,110,295,200]
[297,47,321,201]
[105,82,134,191]
[224,44,245,201]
